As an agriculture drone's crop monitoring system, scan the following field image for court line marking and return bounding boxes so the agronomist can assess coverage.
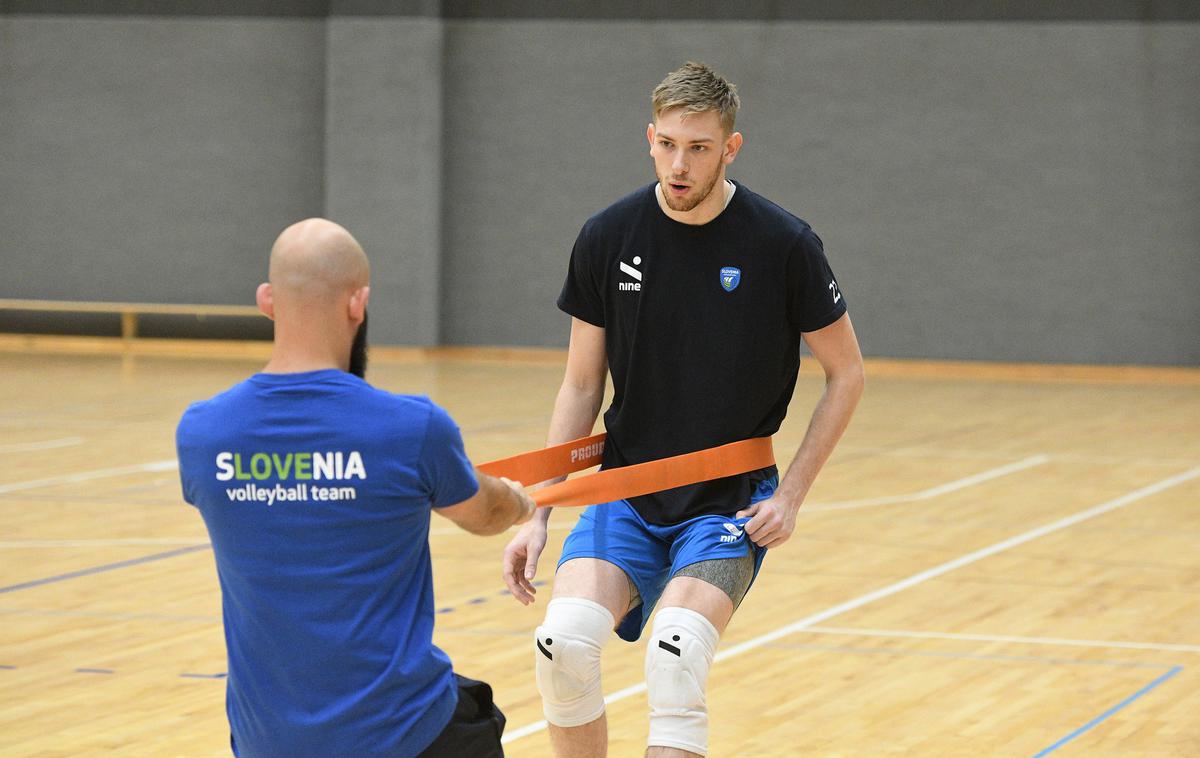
[435,581,548,615]
[0,436,85,454]
[0,606,220,624]
[805,455,1049,511]
[0,544,211,595]
[1031,665,1183,757]
[0,538,210,548]
[0,459,177,495]
[765,640,1176,671]
[501,466,1200,745]
[8,638,1171,683]
[801,626,1200,654]
[836,445,1199,468]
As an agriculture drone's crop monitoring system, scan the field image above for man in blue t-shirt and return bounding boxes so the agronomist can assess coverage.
[177,218,535,758]
[502,63,865,757]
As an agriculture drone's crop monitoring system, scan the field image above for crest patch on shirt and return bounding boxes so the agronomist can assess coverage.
[719,266,741,292]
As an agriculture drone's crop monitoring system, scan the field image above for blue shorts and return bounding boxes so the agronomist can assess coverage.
[557,476,778,642]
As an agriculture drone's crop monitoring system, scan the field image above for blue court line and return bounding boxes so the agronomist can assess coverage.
[2,665,229,679]
[437,580,547,614]
[0,606,220,624]
[0,544,211,594]
[1031,665,1183,757]
[1,564,536,613]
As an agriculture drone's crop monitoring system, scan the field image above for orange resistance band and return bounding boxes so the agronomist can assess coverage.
[477,434,775,508]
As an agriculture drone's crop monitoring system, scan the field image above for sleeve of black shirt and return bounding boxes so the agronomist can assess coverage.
[787,228,848,333]
[556,221,605,328]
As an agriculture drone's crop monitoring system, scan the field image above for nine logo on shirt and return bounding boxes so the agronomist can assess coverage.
[618,256,643,291]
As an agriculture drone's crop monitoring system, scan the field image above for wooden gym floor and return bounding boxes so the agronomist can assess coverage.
[1,337,1198,757]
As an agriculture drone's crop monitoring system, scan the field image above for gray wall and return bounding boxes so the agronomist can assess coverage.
[0,15,325,307]
[325,16,444,346]
[2,8,1197,365]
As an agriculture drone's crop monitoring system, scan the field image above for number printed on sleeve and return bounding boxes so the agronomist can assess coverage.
[828,279,842,304]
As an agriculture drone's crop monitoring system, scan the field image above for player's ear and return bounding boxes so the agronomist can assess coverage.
[646,122,656,151]
[723,131,743,165]
[349,286,369,322]
[255,283,274,320]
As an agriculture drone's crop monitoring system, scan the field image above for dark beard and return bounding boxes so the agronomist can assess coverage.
[348,311,368,379]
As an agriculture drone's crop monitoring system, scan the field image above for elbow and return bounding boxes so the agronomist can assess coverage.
[456,515,506,537]
[831,359,866,399]
[561,373,606,403]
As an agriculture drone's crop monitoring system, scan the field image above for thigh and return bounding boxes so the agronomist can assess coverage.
[552,557,635,624]
[666,551,756,633]
[659,513,767,632]
[557,502,671,626]
[556,503,672,609]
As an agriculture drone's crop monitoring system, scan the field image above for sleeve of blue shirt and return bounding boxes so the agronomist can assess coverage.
[175,404,200,507]
[419,401,481,508]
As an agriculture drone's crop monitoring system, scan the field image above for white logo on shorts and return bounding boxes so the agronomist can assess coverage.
[719,522,744,542]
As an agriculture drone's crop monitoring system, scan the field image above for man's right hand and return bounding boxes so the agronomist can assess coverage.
[502,518,548,606]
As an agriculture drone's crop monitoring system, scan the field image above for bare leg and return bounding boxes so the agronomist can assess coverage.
[545,557,633,758]
[646,748,702,758]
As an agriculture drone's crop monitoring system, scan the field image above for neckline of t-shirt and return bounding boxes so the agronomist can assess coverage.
[249,368,354,385]
[651,179,743,229]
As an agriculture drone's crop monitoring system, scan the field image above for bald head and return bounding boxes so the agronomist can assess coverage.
[268,218,369,304]
[257,218,372,375]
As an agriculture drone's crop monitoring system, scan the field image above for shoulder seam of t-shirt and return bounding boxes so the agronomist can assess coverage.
[746,185,811,229]
[784,229,814,267]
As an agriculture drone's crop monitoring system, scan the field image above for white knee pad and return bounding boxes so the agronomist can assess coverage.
[645,607,720,756]
[534,597,614,727]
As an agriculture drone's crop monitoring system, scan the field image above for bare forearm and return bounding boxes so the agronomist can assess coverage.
[533,381,605,524]
[775,371,864,510]
[547,380,605,445]
[469,473,532,535]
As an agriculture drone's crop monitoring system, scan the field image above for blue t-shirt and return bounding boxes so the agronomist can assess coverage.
[175,369,479,758]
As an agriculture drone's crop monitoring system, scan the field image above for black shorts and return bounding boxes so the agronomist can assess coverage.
[417,673,506,758]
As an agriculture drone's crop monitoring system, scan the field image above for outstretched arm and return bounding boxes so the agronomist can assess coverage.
[738,312,864,548]
[435,474,536,536]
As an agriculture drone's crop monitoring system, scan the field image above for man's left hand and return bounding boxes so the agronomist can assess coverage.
[735,494,798,549]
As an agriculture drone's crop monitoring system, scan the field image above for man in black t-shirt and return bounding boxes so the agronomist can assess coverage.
[503,62,865,758]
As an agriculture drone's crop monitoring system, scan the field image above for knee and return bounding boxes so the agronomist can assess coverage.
[534,597,614,727]
[644,606,720,756]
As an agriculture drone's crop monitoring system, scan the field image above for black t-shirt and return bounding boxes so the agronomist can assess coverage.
[557,181,847,525]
